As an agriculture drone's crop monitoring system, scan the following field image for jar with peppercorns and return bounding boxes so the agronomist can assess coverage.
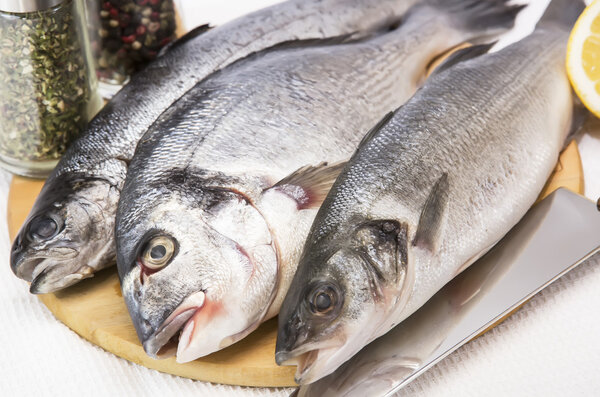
[85,0,177,98]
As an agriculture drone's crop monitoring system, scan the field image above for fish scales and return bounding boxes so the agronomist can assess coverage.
[323,31,569,317]
[11,0,418,293]
[276,20,577,384]
[116,0,520,363]
[58,0,409,179]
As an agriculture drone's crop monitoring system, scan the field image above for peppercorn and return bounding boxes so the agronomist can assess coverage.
[86,0,176,89]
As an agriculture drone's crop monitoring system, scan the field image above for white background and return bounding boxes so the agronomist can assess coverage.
[1,0,600,396]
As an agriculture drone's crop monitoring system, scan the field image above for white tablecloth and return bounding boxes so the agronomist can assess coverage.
[2,1,600,395]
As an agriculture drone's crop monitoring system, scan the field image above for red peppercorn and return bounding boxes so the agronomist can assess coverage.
[121,34,136,44]
[103,2,111,10]
[159,37,171,47]
[151,11,159,21]
[109,8,119,18]
[119,14,131,27]
[136,25,147,35]
[149,0,160,5]
[136,0,149,5]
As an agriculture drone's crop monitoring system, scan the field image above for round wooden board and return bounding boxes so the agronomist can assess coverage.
[6,141,583,387]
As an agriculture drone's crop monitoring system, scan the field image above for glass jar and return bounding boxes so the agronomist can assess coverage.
[85,0,177,98]
[0,0,102,178]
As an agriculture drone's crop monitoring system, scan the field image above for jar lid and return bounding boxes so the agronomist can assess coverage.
[0,0,65,13]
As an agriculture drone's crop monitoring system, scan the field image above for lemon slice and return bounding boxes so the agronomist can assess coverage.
[567,0,600,118]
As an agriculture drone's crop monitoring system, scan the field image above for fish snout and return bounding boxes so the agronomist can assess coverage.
[11,212,66,281]
[122,278,156,346]
[275,311,309,365]
[131,290,206,360]
[10,232,30,279]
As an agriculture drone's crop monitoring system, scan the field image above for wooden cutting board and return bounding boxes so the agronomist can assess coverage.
[6,141,584,387]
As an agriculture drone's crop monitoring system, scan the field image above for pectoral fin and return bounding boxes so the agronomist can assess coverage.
[269,161,347,209]
[412,173,450,252]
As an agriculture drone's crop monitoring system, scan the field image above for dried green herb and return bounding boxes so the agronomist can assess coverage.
[0,0,95,163]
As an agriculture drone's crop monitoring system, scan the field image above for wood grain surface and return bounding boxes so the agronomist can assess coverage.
[6,141,583,387]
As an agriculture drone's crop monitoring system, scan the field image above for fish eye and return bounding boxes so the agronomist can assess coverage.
[28,216,59,241]
[141,235,176,270]
[309,284,339,315]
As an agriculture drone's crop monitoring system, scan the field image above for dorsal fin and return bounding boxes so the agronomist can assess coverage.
[412,173,450,251]
[158,24,212,57]
[216,30,388,79]
[260,32,360,53]
[358,111,395,148]
[271,162,347,209]
[430,42,495,77]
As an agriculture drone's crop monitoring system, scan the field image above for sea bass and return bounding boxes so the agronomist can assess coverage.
[116,0,521,362]
[10,0,417,294]
[275,0,584,384]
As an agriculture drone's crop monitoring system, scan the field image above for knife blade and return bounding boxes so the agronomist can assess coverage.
[293,189,600,397]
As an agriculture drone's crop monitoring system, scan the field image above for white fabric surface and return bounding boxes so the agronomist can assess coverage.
[2,0,600,395]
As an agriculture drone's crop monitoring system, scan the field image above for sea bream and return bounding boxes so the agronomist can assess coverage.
[275,0,585,384]
[10,0,418,294]
[115,0,521,362]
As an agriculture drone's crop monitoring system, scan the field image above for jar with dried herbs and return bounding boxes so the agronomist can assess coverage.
[0,0,102,178]
[85,0,177,98]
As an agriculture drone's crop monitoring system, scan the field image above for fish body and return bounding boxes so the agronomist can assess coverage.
[10,0,416,294]
[295,213,514,397]
[116,0,521,362]
[276,1,582,384]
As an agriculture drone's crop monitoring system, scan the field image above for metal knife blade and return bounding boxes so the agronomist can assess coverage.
[294,189,600,397]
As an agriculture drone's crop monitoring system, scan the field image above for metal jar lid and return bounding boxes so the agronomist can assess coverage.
[0,0,65,13]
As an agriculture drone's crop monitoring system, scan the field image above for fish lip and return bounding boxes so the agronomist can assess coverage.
[12,256,44,281]
[277,348,321,384]
[276,340,345,384]
[142,291,205,359]
[12,245,79,281]
[29,261,95,294]
[295,350,320,382]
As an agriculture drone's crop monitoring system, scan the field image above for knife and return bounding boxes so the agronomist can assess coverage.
[293,189,600,397]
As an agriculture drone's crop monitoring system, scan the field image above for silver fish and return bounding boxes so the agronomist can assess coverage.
[295,189,600,397]
[116,0,521,363]
[275,0,583,385]
[10,0,415,294]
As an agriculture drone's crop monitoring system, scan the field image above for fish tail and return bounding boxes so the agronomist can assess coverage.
[422,0,524,38]
[536,0,586,31]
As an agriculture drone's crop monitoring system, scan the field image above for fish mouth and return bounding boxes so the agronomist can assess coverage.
[12,246,78,281]
[281,350,320,383]
[276,343,343,384]
[142,291,206,359]
[29,258,95,294]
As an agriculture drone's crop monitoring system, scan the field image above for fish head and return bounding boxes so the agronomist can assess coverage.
[118,187,277,362]
[276,219,410,384]
[11,174,119,294]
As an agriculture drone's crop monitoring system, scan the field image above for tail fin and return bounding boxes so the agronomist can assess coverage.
[424,0,525,36]
[536,0,586,31]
